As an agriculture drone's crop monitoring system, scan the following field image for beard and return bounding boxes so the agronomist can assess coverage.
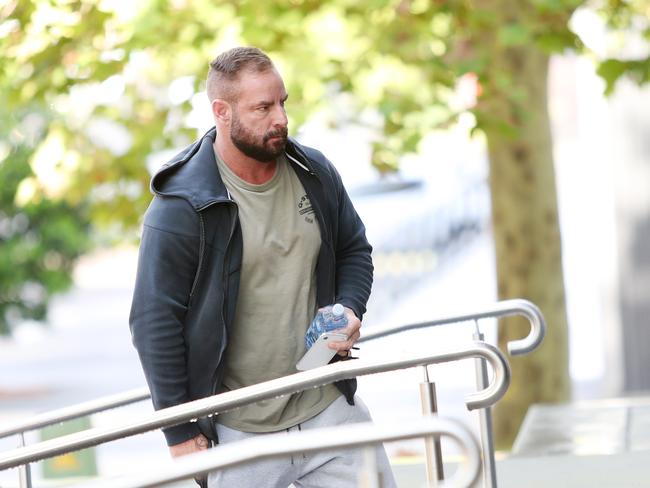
[230,112,288,163]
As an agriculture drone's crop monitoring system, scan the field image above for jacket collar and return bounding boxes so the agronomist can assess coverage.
[151,127,316,211]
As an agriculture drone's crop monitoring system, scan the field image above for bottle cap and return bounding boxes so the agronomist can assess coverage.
[332,303,345,317]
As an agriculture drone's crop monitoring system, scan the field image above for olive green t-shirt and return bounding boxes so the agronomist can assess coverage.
[214,150,340,432]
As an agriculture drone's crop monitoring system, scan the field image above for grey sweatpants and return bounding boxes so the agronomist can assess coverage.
[208,395,397,488]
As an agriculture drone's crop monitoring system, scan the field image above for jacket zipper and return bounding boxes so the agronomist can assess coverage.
[220,201,238,333]
[211,200,239,398]
[189,197,234,303]
[286,152,317,178]
[188,196,238,421]
[188,213,205,302]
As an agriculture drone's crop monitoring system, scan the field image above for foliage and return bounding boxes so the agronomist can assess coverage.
[0,106,90,334]
[0,0,648,334]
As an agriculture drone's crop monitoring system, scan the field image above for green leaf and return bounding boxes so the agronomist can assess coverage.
[498,24,532,46]
[531,0,582,13]
[597,59,628,95]
[536,30,583,53]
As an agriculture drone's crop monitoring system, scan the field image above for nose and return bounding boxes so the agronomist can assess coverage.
[273,104,288,128]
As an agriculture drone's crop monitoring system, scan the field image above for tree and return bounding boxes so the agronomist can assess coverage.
[0,101,91,334]
[1,0,648,444]
[467,0,576,446]
[0,0,177,332]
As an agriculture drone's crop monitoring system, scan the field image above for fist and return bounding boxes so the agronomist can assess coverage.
[169,434,209,458]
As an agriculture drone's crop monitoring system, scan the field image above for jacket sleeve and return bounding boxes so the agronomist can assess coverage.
[129,197,202,446]
[330,165,374,320]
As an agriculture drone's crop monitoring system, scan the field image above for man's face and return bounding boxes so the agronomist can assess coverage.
[229,68,289,163]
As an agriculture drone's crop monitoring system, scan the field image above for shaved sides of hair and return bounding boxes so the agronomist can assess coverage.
[206,47,275,103]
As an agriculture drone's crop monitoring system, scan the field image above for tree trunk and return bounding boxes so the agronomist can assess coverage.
[478,46,571,448]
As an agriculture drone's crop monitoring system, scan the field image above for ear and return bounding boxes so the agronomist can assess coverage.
[211,99,231,124]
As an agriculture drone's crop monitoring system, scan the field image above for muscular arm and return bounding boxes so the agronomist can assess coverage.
[331,167,374,321]
[129,197,202,446]
[319,162,373,357]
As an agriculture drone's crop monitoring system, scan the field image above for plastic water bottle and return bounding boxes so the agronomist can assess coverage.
[305,303,348,349]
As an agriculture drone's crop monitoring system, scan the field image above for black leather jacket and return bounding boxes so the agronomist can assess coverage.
[129,128,373,446]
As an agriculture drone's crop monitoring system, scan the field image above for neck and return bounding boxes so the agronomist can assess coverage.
[214,134,277,185]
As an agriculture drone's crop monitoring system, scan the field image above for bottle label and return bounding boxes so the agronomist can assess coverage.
[305,304,348,349]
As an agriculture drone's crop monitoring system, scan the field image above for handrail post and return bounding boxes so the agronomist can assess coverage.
[17,433,32,488]
[420,366,443,487]
[474,324,497,488]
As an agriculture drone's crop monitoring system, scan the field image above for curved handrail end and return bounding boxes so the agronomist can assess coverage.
[502,299,547,356]
[463,342,511,411]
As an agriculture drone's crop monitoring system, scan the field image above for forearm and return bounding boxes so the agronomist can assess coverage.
[129,219,200,445]
[331,164,374,318]
[335,219,374,319]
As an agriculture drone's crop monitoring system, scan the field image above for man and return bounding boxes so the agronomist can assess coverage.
[129,46,396,487]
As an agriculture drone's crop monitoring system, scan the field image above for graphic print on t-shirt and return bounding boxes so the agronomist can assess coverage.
[298,194,315,224]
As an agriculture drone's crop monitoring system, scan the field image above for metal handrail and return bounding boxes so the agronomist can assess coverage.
[0,341,510,471]
[359,298,546,355]
[359,298,546,488]
[77,418,481,488]
[0,299,539,442]
[0,388,150,439]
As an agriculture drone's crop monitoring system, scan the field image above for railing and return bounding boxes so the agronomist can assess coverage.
[0,342,509,481]
[359,298,546,488]
[0,388,150,440]
[79,418,481,488]
[0,298,544,487]
[358,298,545,355]
[0,298,542,441]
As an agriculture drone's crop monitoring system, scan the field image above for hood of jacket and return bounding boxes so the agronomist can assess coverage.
[151,127,317,210]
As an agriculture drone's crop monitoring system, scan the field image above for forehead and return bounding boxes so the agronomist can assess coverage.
[234,68,287,103]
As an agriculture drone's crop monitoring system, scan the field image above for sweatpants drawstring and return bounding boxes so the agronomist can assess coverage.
[298,424,306,459]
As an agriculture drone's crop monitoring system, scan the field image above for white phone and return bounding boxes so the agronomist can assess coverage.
[296,332,348,371]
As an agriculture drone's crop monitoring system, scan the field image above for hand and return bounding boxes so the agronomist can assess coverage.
[328,307,361,357]
[169,434,209,458]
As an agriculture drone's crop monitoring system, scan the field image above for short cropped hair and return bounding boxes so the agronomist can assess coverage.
[206,47,274,102]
